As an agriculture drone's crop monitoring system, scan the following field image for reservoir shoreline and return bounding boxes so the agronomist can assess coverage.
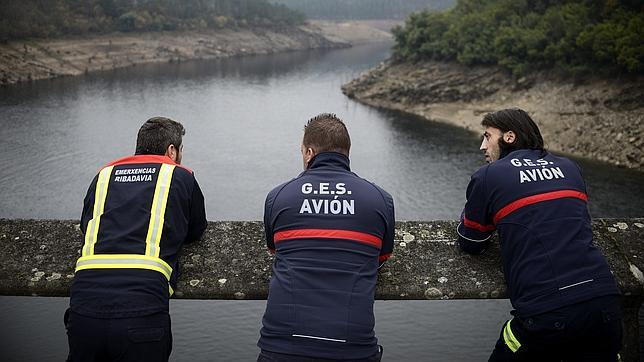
[0,20,397,86]
[0,24,345,86]
[342,60,644,171]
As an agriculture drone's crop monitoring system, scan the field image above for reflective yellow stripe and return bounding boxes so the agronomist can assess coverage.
[75,254,173,281]
[83,166,114,256]
[169,285,174,297]
[503,319,521,353]
[145,164,175,258]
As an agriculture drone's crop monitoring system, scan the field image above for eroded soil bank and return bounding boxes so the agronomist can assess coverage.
[343,61,644,170]
[0,24,347,85]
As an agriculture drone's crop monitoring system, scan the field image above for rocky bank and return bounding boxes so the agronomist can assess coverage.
[309,20,397,45]
[342,61,644,171]
[0,24,347,85]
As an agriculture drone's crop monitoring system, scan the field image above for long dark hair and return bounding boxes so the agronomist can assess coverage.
[481,108,544,158]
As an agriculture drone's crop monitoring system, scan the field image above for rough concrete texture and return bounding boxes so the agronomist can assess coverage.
[0,219,642,299]
[0,218,642,360]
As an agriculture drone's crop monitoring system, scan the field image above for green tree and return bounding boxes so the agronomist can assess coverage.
[0,0,306,39]
[391,0,643,74]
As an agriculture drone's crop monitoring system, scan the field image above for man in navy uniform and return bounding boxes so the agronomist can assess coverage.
[258,113,395,361]
[457,108,622,361]
[67,117,207,361]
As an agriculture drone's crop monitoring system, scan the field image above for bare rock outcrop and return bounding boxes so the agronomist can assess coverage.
[343,61,644,170]
[0,25,348,86]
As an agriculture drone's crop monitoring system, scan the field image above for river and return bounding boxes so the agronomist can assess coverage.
[1,42,642,361]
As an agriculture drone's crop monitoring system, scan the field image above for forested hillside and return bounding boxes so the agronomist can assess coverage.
[0,0,305,40]
[269,0,454,20]
[392,0,643,74]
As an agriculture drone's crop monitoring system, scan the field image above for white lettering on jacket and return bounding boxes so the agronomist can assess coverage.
[299,182,355,215]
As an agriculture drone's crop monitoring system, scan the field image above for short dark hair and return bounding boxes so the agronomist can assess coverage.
[481,108,544,156]
[135,117,185,155]
[303,113,351,156]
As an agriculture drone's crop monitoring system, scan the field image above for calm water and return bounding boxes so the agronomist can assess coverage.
[1,42,643,361]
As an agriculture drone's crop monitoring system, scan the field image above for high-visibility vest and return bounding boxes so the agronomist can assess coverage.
[75,162,177,295]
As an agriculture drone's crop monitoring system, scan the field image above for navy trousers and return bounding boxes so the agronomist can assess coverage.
[65,309,172,362]
[258,345,383,362]
[489,295,622,362]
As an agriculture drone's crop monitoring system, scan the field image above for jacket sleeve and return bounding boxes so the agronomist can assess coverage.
[379,189,395,269]
[264,189,276,254]
[185,177,207,244]
[80,174,99,236]
[457,167,495,255]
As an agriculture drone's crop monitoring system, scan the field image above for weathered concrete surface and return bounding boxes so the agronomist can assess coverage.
[1,219,642,359]
[2,218,641,299]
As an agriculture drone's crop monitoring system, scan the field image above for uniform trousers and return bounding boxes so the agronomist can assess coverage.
[489,295,622,362]
[65,309,172,362]
[258,345,383,362]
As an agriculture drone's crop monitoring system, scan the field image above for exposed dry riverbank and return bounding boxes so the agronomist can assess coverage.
[0,24,348,85]
[342,61,644,170]
[309,19,397,44]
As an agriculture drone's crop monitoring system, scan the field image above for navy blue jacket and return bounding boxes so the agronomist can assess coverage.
[258,152,395,359]
[71,154,207,318]
[457,149,619,318]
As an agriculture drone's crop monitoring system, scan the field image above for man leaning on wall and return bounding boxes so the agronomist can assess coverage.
[66,117,207,362]
[457,108,622,361]
[258,113,395,361]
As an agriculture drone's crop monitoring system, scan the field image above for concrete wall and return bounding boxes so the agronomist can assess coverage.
[1,219,642,360]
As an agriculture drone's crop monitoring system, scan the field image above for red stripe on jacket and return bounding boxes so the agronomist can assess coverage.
[494,190,588,224]
[274,228,383,249]
[379,253,392,263]
[463,217,495,232]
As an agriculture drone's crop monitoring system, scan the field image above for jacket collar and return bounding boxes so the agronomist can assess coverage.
[500,148,548,161]
[105,154,193,173]
[307,152,351,171]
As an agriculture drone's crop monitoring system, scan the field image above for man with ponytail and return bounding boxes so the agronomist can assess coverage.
[457,108,621,361]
